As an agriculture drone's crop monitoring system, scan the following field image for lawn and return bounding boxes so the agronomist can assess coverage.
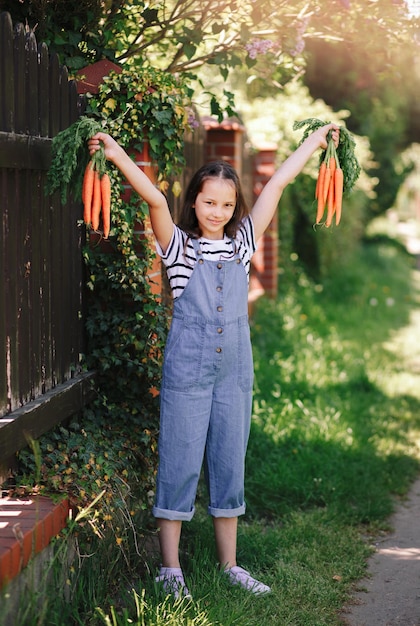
[4,230,420,625]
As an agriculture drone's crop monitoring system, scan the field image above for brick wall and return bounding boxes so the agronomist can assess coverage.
[202,116,246,174]
[250,144,279,301]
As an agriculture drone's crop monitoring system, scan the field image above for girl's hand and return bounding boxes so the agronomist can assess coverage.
[316,123,340,150]
[88,132,123,162]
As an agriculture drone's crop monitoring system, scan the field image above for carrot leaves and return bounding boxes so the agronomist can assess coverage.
[46,116,107,204]
[293,118,361,194]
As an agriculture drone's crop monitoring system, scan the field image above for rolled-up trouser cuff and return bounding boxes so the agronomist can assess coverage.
[152,505,195,522]
[208,503,246,518]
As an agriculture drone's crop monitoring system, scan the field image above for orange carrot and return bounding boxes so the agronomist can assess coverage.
[316,192,325,224]
[334,167,344,225]
[100,172,111,238]
[315,161,326,200]
[91,170,102,231]
[325,172,335,228]
[82,161,95,225]
[315,162,327,223]
[322,166,331,206]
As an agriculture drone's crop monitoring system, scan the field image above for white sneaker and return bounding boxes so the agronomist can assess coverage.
[226,566,271,596]
[155,567,192,599]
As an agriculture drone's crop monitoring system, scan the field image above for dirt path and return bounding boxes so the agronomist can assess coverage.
[341,476,420,626]
[340,216,420,625]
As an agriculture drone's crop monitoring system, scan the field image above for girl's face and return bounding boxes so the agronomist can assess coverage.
[194,178,236,240]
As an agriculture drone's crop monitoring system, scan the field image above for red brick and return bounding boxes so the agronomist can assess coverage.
[32,496,56,512]
[0,544,12,587]
[57,500,70,528]
[0,497,70,588]
[22,530,33,569]
[75,60,122,95]
[42,511,54,546]
[212,144,235,157]
[32,519,46,553]
[206,129,235,143]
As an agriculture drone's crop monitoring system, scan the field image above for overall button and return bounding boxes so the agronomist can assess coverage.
[216,286,222,292]
[217,263,223,269]
[236,258,241,264]
[217,306,223,312]
[198,258,204,264]
[217,327,223,334]
[216,347,222,353]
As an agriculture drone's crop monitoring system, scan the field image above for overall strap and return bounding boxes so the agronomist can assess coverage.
[191,237,201,255]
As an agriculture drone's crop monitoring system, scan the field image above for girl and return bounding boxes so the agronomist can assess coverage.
[88,123,339,598]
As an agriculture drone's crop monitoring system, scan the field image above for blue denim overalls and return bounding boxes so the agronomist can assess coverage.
[153,237,254,521]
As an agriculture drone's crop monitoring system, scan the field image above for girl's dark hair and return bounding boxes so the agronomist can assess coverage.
[177,161,250,238]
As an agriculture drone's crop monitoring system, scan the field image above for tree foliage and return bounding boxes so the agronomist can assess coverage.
[1,0,415,81]
[303,10,420,218]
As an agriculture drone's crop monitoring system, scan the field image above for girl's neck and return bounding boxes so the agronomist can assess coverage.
[200,233,227,242]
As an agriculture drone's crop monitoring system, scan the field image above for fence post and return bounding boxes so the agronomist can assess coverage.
[250,143,279,303]
[202,116,245,174]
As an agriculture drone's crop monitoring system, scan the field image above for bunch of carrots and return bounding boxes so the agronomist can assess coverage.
[315,137,344,227]
[82,161,112,239]
[294,118,361,228]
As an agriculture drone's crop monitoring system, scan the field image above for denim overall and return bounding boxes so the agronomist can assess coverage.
[153,237,254,521]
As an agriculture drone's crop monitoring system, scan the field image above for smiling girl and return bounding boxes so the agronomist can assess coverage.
[88,122,339,598]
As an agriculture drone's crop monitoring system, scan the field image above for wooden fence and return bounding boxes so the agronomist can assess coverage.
[0,12,92,468]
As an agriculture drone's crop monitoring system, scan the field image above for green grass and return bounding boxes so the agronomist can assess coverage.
[3,234,420,625]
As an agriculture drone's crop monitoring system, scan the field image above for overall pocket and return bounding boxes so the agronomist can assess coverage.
[162,318,205,391]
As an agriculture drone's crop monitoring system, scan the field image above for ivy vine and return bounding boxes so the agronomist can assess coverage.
[17,66,195,525]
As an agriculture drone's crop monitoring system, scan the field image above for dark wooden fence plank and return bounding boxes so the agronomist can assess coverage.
[48,53,60,138]
[3,169,19,412]
[40,176,53,392]
[55,67,72,382]
[0,170,8,415]
[38,42,49,138]
[29,170,42,399]
[0,12,14,132]
[59,65,70,131]
[69,80,82,124]
[26,31,39,135]
[13,21,25,134]
[18,168,32,405]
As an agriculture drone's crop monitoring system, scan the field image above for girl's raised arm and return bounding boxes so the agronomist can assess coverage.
[251,124,339,242]
[88,132,174,253]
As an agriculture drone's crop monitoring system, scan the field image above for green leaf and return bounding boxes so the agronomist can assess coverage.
[141,7,159,25]
[212,22,225,34]
[182,43,197,60]
[210,96,223,122]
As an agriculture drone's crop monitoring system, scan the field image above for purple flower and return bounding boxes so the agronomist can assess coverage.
[245,39,273,59]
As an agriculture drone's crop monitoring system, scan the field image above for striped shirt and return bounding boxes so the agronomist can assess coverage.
[156,216,257,300]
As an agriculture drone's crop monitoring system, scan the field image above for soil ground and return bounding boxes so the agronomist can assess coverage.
[341,476,420,626]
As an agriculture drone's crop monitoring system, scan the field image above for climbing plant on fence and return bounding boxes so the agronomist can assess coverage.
[17,67,196,521]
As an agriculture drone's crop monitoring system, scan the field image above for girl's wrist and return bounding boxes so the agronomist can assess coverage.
[110,143,128,166]
[308,130,325,150]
